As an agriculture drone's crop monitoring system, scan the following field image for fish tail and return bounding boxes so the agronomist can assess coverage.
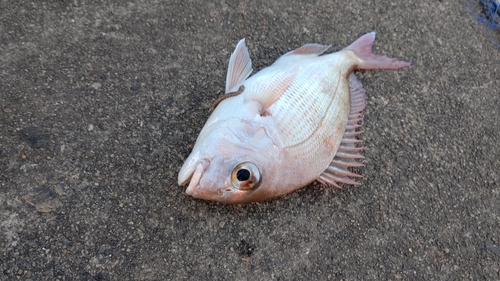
[345,32,411,70]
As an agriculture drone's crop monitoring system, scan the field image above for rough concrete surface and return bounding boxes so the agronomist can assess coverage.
[1,0,499,280]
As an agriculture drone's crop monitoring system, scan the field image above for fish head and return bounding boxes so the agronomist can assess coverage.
[179,156,264,204]
[178,120,280,204]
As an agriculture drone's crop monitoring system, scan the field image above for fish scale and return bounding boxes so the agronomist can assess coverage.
[270,67,343,148]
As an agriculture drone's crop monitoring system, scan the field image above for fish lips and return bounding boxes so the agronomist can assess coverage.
[181,160,224,200]
[185,162,205,196]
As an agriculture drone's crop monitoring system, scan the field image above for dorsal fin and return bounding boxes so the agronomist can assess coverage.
[317,74,367,187]
[225,39,253,93]
[285,43,331,56]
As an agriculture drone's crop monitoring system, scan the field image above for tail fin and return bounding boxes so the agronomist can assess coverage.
[345,32,411,70]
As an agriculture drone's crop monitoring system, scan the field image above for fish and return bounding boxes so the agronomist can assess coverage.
[178,32,411,204]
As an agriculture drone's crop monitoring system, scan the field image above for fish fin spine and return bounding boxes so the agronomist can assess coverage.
[317,74,367,187]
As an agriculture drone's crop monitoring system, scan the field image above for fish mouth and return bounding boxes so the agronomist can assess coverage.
[185,162,205,196]
[186,161,208,196]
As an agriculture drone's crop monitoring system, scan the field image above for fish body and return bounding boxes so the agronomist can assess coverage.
[178,32,410,204]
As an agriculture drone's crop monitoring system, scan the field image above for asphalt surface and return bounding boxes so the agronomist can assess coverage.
[1,0,499,280]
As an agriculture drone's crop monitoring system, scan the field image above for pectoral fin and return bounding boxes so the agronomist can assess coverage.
[244,70,296,111]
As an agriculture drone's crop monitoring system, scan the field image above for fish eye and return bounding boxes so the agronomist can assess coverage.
[236,169,250,181]
[231,162,261,190]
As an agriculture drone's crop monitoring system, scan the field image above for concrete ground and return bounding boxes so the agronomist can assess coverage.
[1,0,499,280]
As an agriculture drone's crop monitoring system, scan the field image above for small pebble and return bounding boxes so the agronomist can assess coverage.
[91,82,101,90]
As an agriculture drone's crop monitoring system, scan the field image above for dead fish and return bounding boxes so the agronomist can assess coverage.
[178,32,410,204]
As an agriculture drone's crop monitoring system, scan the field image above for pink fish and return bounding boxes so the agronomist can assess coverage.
[178,32,410,204]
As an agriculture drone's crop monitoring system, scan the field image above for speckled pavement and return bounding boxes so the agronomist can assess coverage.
[1,1,499,280]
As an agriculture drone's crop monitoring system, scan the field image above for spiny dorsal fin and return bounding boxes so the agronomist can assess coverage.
[317,74,367,187]
[226,39,253,93]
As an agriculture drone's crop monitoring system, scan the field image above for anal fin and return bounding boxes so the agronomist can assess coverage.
[285,43,331,56]
[317,73,367,187]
